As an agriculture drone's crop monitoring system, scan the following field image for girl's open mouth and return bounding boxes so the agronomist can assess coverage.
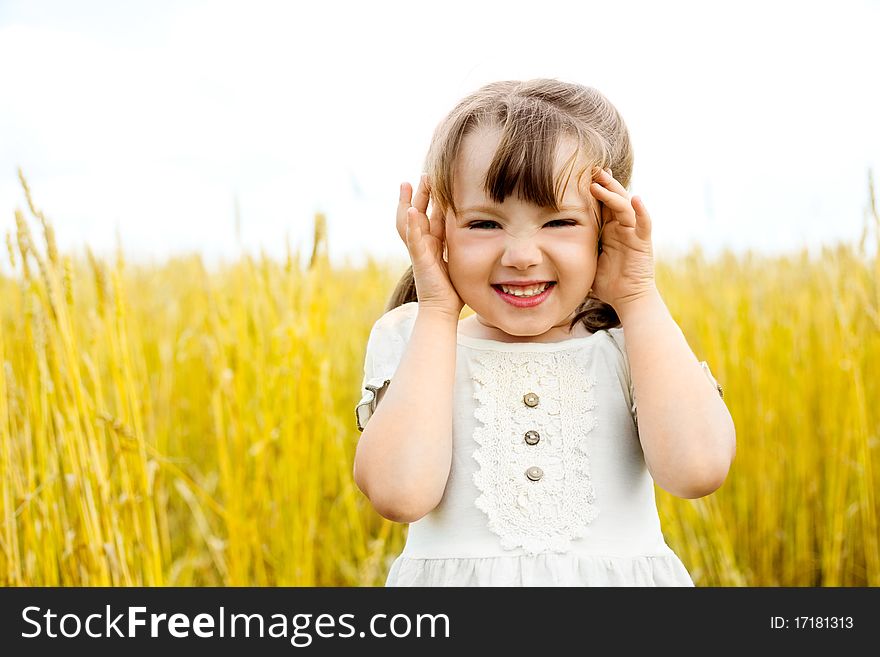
[491,282,556,308]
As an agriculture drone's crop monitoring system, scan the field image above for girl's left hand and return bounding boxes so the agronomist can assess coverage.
[586,168,657,313]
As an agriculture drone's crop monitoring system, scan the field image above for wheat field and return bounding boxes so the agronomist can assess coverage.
[1,170,878,586]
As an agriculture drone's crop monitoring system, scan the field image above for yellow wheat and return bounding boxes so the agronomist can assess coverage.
[0,171,877,586]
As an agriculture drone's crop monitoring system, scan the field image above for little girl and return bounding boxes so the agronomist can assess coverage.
[353,78,736,586]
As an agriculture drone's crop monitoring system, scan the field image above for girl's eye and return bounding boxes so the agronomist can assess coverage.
[467,219,577,230]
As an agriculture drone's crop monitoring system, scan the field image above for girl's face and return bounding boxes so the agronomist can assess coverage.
[444,126,601,343]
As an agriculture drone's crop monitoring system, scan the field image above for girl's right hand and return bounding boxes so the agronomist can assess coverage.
[396,175,465,319]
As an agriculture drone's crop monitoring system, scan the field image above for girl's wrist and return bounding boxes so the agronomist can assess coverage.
[416,303,462,326]
[613,285,663,325]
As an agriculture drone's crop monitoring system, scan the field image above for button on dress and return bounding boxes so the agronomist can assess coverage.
[355,302,718,586]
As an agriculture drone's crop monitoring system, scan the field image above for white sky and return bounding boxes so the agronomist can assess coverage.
[1,0,878,271]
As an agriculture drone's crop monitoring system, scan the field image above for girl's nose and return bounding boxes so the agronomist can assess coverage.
[500,237,543,269]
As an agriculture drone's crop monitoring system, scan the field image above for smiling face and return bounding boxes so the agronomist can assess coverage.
[444,125,601,343]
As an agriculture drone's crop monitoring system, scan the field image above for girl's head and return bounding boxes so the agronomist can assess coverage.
[387,78,632,335]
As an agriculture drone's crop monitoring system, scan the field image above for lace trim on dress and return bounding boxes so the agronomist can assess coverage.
[471,350,600,555]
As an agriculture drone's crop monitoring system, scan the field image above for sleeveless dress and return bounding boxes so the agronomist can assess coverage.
[355,302,717,586]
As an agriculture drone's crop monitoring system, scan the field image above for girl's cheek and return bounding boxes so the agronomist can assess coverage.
[446,232,487,258]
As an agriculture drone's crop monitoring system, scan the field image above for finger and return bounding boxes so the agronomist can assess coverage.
[400,180,412,202]
[415,174,445,242]
[631,196,652,240]
[590,183,637,227]
[405,206,426,257]
[412,174,430,214]
[410,177,434,236]
[593,168,630,199]
[589,181,629,209]
[427,203,445,242]
[601,201,613,234]
[397,182,413,242]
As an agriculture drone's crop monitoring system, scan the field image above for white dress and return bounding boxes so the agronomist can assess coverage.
[356,301,714,587]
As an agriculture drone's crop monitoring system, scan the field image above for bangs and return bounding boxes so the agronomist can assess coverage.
[484,125,584,213]
[425,81,615,222]
[466,127,606,222]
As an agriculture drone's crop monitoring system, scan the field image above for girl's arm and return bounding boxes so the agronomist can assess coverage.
[353,307,458,523]
[617,288,736,499]
[588,167,735,499]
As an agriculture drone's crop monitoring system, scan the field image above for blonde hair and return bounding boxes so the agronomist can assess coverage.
[386,78,633,332]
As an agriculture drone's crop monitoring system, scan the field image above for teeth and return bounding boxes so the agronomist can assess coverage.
[499,282,551,297]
